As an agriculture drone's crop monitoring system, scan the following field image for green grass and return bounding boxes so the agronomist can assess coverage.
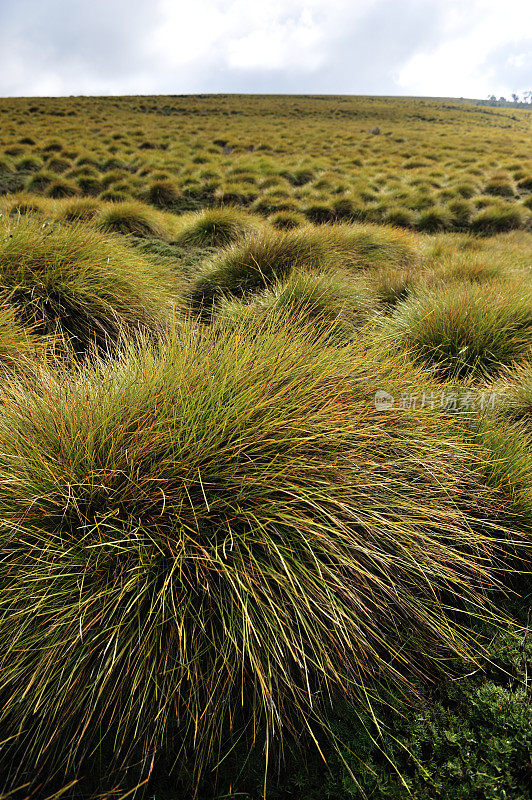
[95,200,172,239]
[0,215,175,353]
[186,227,332,313]
[0,302,50,371]
[173,206,264,248]
[217,269,376,342]
[382,281,532,379]
[0,93,530,799]
[0,316,514,794]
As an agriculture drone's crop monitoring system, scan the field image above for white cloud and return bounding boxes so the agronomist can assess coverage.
[227,8,322,71]
[148,0,372,73]
[0,0,530,97]
[395,0,532,97]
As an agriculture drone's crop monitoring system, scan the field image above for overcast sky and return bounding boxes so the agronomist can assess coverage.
[0,0,531,98]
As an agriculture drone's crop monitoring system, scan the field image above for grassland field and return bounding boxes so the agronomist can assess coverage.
[0,94,531,800]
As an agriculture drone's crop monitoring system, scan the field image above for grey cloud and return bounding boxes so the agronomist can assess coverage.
[0,0,530,97]
[481,41,532,95]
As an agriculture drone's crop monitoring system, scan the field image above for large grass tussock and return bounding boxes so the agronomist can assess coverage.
[0,216,175,353]
[0,318,508,789]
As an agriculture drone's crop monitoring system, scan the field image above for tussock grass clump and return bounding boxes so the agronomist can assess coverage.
[517,175,532,191]
[489,362,532,424]
[45,178,80,199]
[311,222,419,271]
[95,200,171,239]
[76,174,104,196]
[416,207,453,232]
[187,227,332,312]
[0,303,47,370]
[0,216,174,353]
[484,178,516,197]
[56,197,101,222]
[218,270,376,340]
[303,202,334,224]
[268,209,306,229]
[0,191,48,217]
[173,206,263,248]
[363,266,419,307]
[15,154,44,172]
[383,282,532,379]
[187,223,419,315]
[0,155,16,174]
[439,254,507,284]
[144,178,181,207]
[470,205,525,235]
[257,270,376,330]
[448,199,473,227]
[0,319,508,790]
[24,170,57,193]
[385,206,416,228]
[46,156,71,174]
[469,415,532,518]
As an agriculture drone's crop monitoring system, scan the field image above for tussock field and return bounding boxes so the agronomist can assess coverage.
[0,94,531,800]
